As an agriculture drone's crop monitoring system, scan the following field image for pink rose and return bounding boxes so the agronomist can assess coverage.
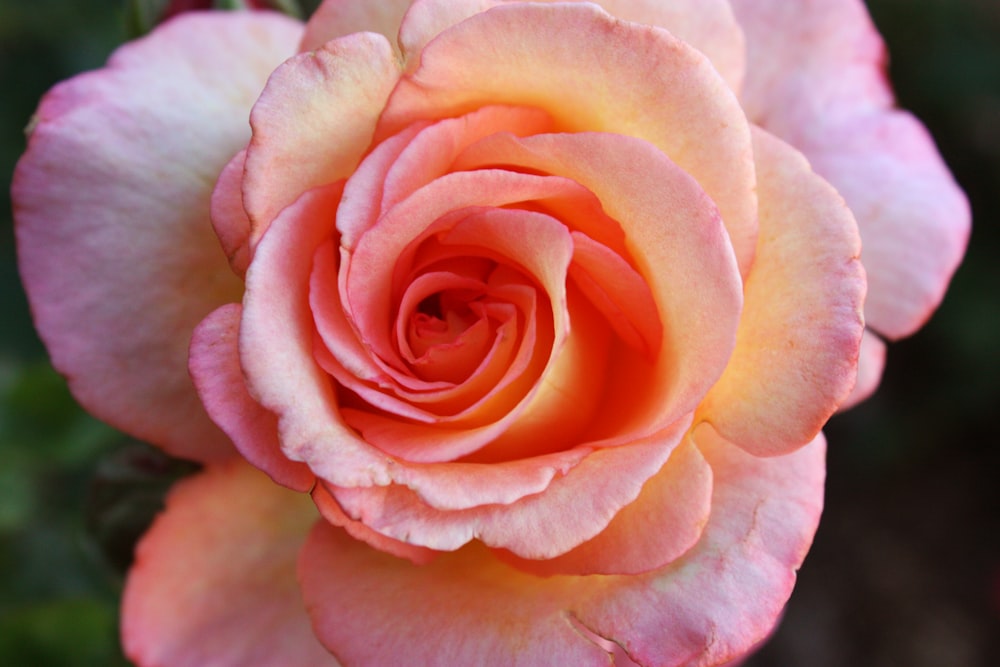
[14,1,968,665]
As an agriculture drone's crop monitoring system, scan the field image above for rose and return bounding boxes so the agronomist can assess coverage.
[13,1,968,665]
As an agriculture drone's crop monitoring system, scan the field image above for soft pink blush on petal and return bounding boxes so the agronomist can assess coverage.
[697,128,864,457]
[243,31,401,241]
[383,1,758,276]
[570,426,826,666]
[394,0,745,91]
[189,303,314,491]
[730,0,892,135]
[13,12,302,463]
[210,148,252,278]
[731,0,969,343]
[805,114,970,340]
[299,430,825,666]
[122,460,337,667]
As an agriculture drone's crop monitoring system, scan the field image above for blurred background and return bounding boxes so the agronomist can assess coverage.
[0,1,997,665]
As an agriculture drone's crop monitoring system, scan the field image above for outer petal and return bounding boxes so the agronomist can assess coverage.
[385,0,745,92]
[243,31,401,239]
[189,304,315,491]
[570,426,826,666]
[299,429,826,667]
[13,12,302,463]
[805,114,970,339]
[121,459,337,667]
[697,128,864,457]
[730,0,891,135]
[561,0,747,93]
[300,0,412,51]
[300,527,614,667]
[731,0,969,340]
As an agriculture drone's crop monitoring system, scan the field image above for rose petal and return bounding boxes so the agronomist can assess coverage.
[383,1,758,276]
[396,0,745,92]
[300,0,412,52]
[495,437,712,576]
[805,114,970,340]
[243,31,401,240]
[568,0,747,93]
[731,0,891,137]
[697,128,864,457]
[312,483,439,565]
[13,12,301,463]
[209,149,252,278]
[121,460,335,667]
[839,329,887,411]
[241,181,394,488]
[189,304,315,491]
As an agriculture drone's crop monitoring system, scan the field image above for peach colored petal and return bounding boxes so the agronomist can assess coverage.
[328,416,690,558]
[457,131,743,443]
[243,31,401,241]
[13,12,301,463]
[698,128,864,457]
[300,528,612,666]
[209,149,252,278]
[122,460,336,667]
[839,329,887,411]
[496,437,712,577]
[300,0,412,52]
[189,304,314,491]
[383,1,758,276]
[312,483,439,565]
[240,182,394,488]
[569,231,662,359]
[732,0,970,342]
[335,122,426,250]
[551,0,747,93]
[379,446,593,511]
[569,425,826,666]
[395,0,746,92]
[299,427,824,666]
[380,105,555,211]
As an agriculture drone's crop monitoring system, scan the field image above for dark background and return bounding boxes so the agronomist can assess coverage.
[1,1,997,665]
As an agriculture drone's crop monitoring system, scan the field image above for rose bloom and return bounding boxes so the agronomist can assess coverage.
[13,1,968,665]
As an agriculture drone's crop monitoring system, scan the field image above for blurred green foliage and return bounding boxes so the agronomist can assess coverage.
[0,1,996,665]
